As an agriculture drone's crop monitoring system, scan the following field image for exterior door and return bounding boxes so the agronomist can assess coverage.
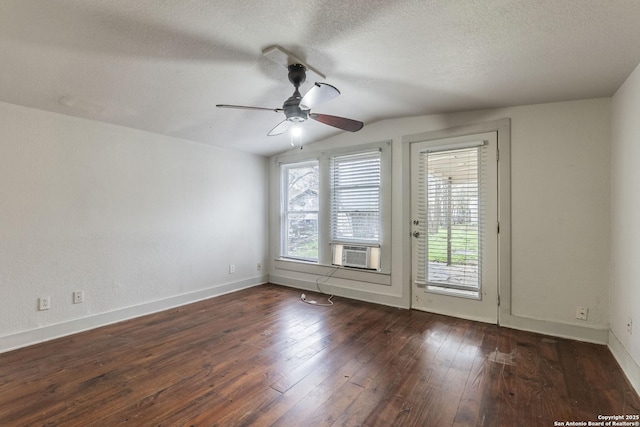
[410,131,498,323]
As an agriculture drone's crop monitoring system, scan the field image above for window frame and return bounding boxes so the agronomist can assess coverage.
[417,142,488,298]
[280,160,320,262]
[276,141,392,274]
[329,149,382,246]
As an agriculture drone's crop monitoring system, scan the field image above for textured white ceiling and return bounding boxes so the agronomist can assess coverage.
[2,0,640,156]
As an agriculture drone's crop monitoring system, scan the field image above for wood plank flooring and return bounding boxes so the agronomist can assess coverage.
[0,284,638,426]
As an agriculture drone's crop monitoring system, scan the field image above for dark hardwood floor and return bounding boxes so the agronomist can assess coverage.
[0,284,638,426]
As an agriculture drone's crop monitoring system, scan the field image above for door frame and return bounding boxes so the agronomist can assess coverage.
[410,131,499,323]
[402,118,511,325]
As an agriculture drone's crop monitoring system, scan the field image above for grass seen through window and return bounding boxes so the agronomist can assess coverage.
[428,225,478,264]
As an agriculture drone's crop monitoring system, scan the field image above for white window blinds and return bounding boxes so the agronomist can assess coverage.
[415,142,487,291]
[330,150,381,244]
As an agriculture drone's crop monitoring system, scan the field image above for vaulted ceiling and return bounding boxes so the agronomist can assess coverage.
[2,0,640,156]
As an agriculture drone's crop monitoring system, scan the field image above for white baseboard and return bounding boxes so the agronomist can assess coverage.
[272,275,609,344]
[411,305,496,325]
[500,313,609,344]
[269,274,407,309]
[0,276,267,354]
[608,330,640,395]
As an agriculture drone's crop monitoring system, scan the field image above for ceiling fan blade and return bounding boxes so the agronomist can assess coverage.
[268,120,293,136]
[309,113,363,132]
[300,83,340,110]
[216,104,283,113]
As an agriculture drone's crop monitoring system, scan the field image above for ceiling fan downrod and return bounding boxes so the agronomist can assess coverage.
[282,64,309,123]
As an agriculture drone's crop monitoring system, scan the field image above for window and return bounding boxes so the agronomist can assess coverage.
[415,142,486,294]
[277,141,391,272]
[281,161,319,261]
[330,151,381,244]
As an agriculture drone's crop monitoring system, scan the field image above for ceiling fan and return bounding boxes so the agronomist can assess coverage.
[216,63,364,136]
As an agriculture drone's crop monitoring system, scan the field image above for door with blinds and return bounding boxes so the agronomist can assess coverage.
[410,132,498,323]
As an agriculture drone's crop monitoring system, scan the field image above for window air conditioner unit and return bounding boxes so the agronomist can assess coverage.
[331,244,381,271]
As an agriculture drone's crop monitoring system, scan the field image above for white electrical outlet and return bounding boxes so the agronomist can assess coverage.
[38,297,51,311]
[229,264,235,274]
[628,316,633,335]
[73,291,84,304]
[576,307,588,321]
[257,263,262,272]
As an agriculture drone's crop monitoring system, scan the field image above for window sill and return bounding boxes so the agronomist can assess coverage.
[273,258,391,286]
[425,284,481,300]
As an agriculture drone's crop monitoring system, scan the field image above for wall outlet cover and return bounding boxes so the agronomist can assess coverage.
[38,297,51,311]
[576,307,588,321]
[73,291,84,304]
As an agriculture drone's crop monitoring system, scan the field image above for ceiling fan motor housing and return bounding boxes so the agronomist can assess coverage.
[287,64,306,87]
[282,94,308,122]
[283,64,309,122]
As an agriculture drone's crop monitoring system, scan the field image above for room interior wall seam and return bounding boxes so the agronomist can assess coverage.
[0,276,267,354]
[609,59,640,396]
[608,330,640,394]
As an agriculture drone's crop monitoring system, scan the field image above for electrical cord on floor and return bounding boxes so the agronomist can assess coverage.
[300,293,334,306]
[300,266,339,307]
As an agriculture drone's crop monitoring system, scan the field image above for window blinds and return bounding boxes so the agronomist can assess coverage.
[330,150,381,244]
[415,142,487,291]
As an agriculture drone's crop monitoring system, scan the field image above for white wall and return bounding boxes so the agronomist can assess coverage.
[270,98,611,342]
[0,96,613,352]
[610,62,640,392]
[0,102,269,352]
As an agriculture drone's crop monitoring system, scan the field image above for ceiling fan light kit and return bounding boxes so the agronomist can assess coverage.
[216,46,363,138]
